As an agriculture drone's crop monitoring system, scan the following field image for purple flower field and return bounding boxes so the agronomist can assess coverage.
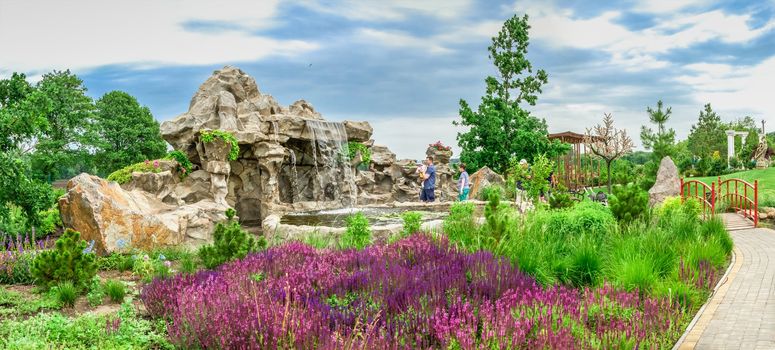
[142,234,688,349]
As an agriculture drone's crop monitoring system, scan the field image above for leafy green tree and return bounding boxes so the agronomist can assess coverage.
[0,73,41,152]
[455,14,567,174]
[687,103,725,158]
[93,91,167,175]
[640,100,677,162]
[25,70,96,180]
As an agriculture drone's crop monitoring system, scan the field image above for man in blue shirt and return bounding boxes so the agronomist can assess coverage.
[420,156,436,202]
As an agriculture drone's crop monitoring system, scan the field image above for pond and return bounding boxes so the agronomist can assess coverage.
[279,206,449,227]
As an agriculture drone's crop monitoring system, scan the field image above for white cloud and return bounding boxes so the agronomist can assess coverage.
[633,0,711,14]
[513,2,775,71]
[368,116,465,160]
[677,57,775,117]
[0,0,319,75]
[294,0,473,22]
[355,29,452,54]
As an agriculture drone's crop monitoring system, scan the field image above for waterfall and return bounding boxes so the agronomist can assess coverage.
[289,149,300,202]
[305,120,358,207]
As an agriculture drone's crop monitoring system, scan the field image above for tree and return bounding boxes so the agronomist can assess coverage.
[93,91,167,175]
[454,14,567,174]
[25,70,96,180]
[0,73,40,152]
[687,103,726,158]
[584,113,634,193]
[640,100,676,162]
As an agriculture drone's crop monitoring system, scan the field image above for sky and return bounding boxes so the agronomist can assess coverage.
[1,0,774,159]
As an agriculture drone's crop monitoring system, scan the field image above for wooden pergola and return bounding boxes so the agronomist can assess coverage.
[548,131,601,191]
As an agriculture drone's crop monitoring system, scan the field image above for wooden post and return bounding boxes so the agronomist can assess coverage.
[755,180,759,227]
[711,182,716,216]
[679,178,684,203]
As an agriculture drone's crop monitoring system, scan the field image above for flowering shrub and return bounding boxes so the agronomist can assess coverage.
[143,235,686,349]
[429,141,452,151]
[164,150,193,178]
[0,233,52,284]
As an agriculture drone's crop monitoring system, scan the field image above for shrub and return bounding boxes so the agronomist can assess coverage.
[549,186,575,210]
[609,184,649,223]
[164,150,194,178]
[442,202,478,248]
[103,279,126,303]
[401,211,422,237]
[179,254,197,275]
[198,210,264,269]
[611,256,658,295]
[200,130,240,161]
[347,142,371,165]
[30,229,97,290]
[700,217,733,256]
[52,281,77,307]
[106,160,163,184]
[86,276,104,307]
[340,212,371,250]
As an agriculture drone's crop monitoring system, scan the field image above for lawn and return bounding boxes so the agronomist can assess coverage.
[687,167,775,206]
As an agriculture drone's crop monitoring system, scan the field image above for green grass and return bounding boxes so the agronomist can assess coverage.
[689,167,775,202]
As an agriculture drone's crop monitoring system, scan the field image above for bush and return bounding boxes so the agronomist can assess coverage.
[442,202,478,248]
[401,211,422,236]
[30,229,97,290]
[347,142,371,165]
[200,130,240,161]
[179,254,197,275]
[198,209,264,269]
[52,281,78,307]
[86,276,104,307]
[103,279,126,303]
[340,212,372,250]
[164,150,193,178]
[609,184,649,223]
[549,186,575,210]
[106,160,163,184]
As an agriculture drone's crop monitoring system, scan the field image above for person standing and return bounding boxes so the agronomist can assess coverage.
[420,156,436,202]
[457,163,470,201]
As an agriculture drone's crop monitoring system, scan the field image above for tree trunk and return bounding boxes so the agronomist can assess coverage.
[607,160,613,194]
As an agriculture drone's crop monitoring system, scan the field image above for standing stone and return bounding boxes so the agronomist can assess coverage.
[648,156,680,206]
[468,166,505,199]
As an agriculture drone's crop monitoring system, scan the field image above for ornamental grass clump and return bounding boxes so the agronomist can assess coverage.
[142,234,687,349]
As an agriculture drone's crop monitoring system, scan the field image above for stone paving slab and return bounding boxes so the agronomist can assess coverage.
[679,215,775,349]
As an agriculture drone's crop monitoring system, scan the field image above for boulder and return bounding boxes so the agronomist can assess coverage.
[343,121,373,142]
[648,156,680,206]
[370,145,396,166]
[59,174,229,255]
[426,146,453,164]
[468,166,505,199]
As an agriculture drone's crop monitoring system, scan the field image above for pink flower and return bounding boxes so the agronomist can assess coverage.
[153,160,160,168]
[145,160,150,165]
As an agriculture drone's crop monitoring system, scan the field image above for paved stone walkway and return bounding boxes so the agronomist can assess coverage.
[679,215,775,349]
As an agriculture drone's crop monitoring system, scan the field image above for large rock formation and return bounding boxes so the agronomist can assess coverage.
[648,156,680,206]
[59,174,229,255]
[59,66,457,252]
[468,166,505,199]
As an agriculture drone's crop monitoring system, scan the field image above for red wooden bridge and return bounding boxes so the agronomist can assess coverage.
[680,177,759,229]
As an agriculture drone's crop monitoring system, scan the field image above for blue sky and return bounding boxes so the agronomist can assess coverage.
[1,0,774,159]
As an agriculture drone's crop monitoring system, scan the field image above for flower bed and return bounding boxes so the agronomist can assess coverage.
[142,235,686,349]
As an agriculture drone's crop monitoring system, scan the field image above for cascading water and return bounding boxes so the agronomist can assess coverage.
[305,120,358,207]
[288,149,300,202]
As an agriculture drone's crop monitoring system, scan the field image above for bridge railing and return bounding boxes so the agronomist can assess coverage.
[680,179,715,219]
[717,177,758,227]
